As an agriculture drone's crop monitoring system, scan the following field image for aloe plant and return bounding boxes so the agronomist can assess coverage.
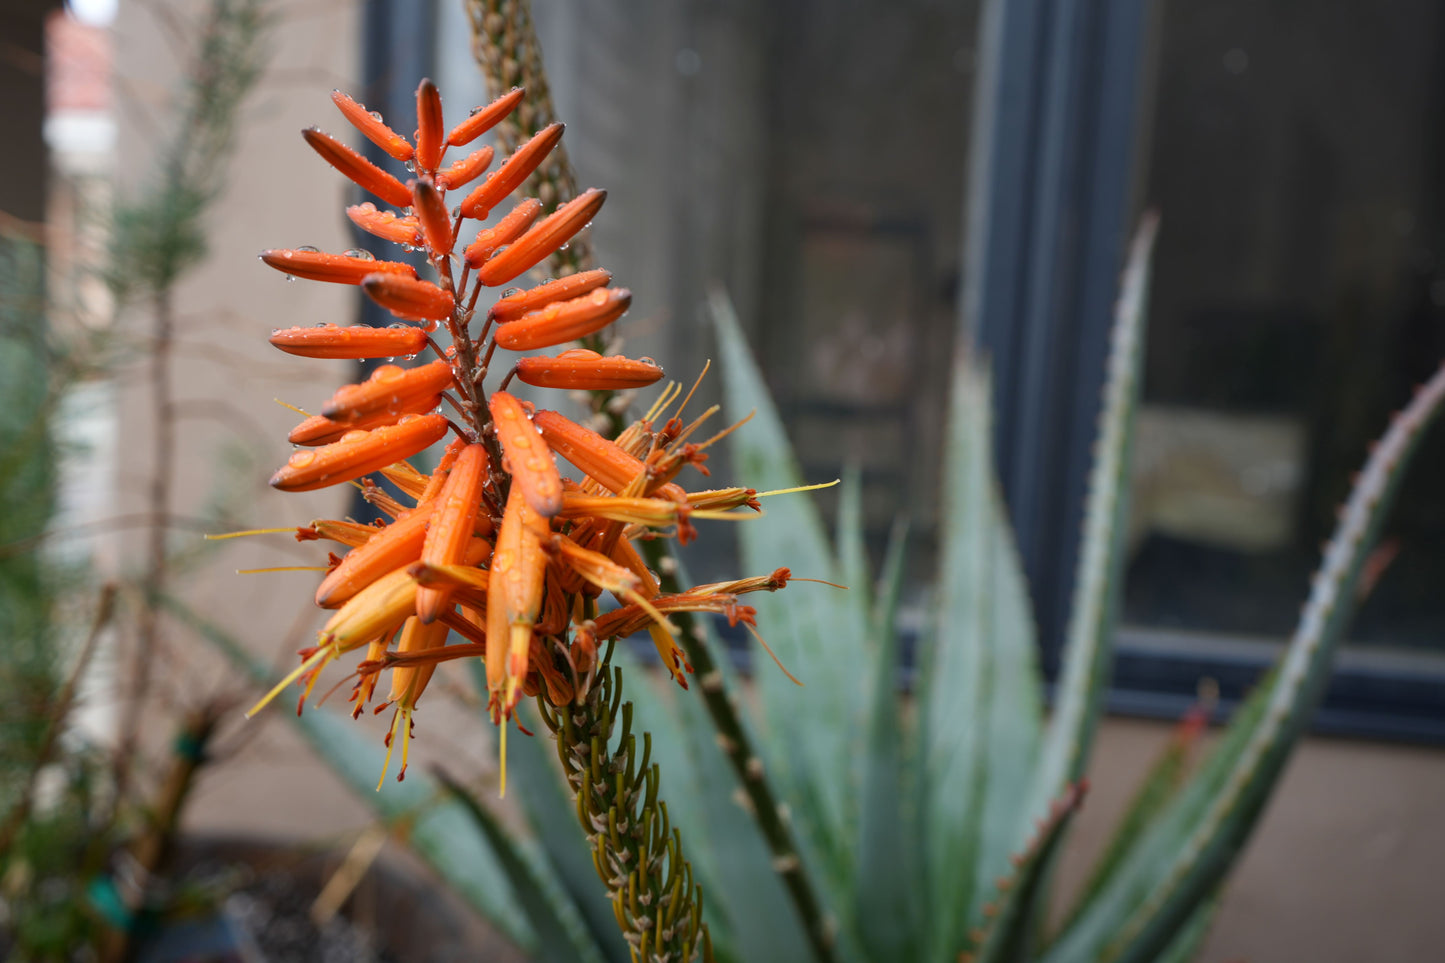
[207,199,1445,963]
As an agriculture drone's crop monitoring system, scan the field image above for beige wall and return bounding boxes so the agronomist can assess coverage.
[109,2,1445,961]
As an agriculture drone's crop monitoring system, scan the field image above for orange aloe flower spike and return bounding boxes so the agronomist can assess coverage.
[493,288,632,352]
[315,500,440,608]
[410,178,454,256]
[347,203,422,247]
[318,565,420,653]
[477,189,607,287]
[458,122,565,219]
[514,350,664,390]
[415,443,488,623]
[436,146,495,191]
[260,249,417,285]
[269,323,428,360]
[486,486,549,719]
[490,269,612,324]
[321,360,455,422]
[269,413,448,492]
[361,273,456,321]
[463,198,542,268]
[302,128,413,208]
[331,89,414,162]
[414,78,446,172]
[488,391,564,517]
[447,87,525,146]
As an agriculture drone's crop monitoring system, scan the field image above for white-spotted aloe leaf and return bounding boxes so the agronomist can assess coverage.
[918,359,1045,961]
[170,599,537,951]
[1030,215,1159,817]
[1044,359,1445,963]
[712,289,872,901]
[854,517,921,961]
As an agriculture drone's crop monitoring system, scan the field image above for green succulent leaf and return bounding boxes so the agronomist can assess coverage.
[1044,356,1445,963]
[170,598,536,951]
[712,289,871,898]
[919,358,1046,960]
[854,517,920,961]
[1030,214,1159,818]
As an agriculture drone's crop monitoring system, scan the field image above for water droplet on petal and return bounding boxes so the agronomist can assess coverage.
[344,248,376,260]
[369,110,384,121]
[373,365,405,382]
[296,244,321,253]
[288,451,317,468]
[501,288,523,299]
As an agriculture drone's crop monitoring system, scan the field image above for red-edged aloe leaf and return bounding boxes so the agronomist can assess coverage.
[1044,358,1445,963]
[919,359,1046,960]
[854,517,921,961]
[1030,214,1159,817]
[965,780,1089,963]
[1057,701,1210,932]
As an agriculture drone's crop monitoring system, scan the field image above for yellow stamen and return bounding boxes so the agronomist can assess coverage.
[673,359,711,422]
[498,721,508,799]
[746,623,803,686]
[246,646,333,718]
[378,707,403,791]
[756,480,841,498]
[274,398,313,417]
[205,527,299,540]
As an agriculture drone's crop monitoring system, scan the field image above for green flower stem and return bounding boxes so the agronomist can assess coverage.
[641,539,840,963]
[538,663,710,962]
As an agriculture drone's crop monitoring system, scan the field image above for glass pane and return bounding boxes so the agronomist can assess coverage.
[1126,1,1445,653]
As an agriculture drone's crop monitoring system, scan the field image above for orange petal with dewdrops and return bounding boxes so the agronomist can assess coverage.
[361,272,455,321]
[414,78,446,172]
[463,198,541,268]
[514,349,663,390]
[458,122,564,219]
[269,323,428,360]
[532,408,685,500]
[486,486,548,719]
[322,360,455,422]
[410,178,454,255]
[269,413,448,493]
[447,87,525,146]
[436,145,494,191]
[315,501,439,608]
[347,203,422,247]
[493,287,630,351]
[489,269,612,324]
[260,249,416,285]
[302,128,413,207]
[415,443,487,623]
[478,189,607,287]
[488,391,563,517]
[331,90,414,162]
[289,404,439,446]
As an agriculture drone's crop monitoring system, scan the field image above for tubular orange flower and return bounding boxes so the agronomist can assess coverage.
[414,78,446,172]
[361,273,456,321]
[493,288,632,351]
[437,145,495,191]
[315,500,439,608]
[514,350,663,390]
[415,443,488,623]
[288,406,437,447]
[490,268,612,324]
[321,360,455,422]
[347,203,422,246]
[268,323,428,360]
[459,122,564,219]
[463,198,542,267]
[410,177,454,255]
[260,249,416,285]
[447,86,524,146]
[488,391,563,517]
[302,127,413,207]
[477,188,607,287]
[487,486,549,718]
[331,89,414,161]
[269,413,447,492]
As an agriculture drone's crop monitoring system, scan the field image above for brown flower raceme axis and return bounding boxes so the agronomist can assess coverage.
[237,80,801,785]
